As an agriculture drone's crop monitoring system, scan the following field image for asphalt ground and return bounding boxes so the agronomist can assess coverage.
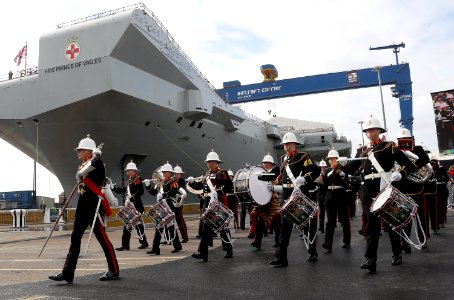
[0,210,453,299]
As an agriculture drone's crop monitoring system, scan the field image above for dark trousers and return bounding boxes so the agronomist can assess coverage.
[317,189,326,231]
[361,181,381,260]
[386,223,403,257]
[174,206,189,241]
[152,225,181,251]
[437,184,449,225]
[240,203,252,230]
[324,190,351,247]
[63,215,119,278]
[255,215,281,247]
[425,193,439,232]
[277,214,317,262]
[122,223,148,248]
[198,223,232,256]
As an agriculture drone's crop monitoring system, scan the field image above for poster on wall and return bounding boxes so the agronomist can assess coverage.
[431,89,454,154]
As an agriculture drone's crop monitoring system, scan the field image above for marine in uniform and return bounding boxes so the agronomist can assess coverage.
[423,148,440,239]
[320,149,351,252]
[173,165,189,242]
[49,135,119,283]
[270,132,321,267]
[145,162,182,255]
[316,160,328,233]
[395,128,430,253]
[226,169,240,231]
[188,150,234,261]
[111,160,148,251]
[251,153,281,249]
[341,116,418,273]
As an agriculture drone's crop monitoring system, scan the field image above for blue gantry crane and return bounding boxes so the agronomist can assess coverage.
[216,43,414,132]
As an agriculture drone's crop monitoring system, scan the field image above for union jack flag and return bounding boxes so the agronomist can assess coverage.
[14,45,27,66]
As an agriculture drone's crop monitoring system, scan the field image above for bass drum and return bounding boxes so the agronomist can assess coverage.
[233,166,272,206]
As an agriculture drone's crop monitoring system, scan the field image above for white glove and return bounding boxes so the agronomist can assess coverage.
[338,157,348,167]
[157,193,163,201]
[390,171,402,182]
[210,191,218,201]
[186,176,195,183]
[125,199,131,206]
[143,179,151,187]
[295,176,306,186]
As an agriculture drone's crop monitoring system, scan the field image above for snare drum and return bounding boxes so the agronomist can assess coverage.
[201,200,233,233]
[370,185,418,231]
[117,203,143,230]
[280,189,318,228]
[145,201,175,229]
[233,166,272,205]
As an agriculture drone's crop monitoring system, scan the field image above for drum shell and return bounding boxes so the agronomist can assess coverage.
[280,189,318,227]
[233,166,272,206]
[201,200,233,233]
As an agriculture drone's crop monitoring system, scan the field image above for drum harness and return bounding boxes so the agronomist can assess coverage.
[282,154,318,248]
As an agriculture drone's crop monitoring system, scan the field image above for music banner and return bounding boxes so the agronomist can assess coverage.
[431,89,454,154]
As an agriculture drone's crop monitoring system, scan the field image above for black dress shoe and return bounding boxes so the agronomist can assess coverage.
[269,259,288,267]
[224,252,233,258]
[421,243,428,249]
[402,243,411,254]
[272,243,279,248]
[247,233,255,239]
[138,244,148,249]
[342,244,350,248]
[146,249,160,255]
[322,243,332,252]
[250,241,261,249]
[181,239,188,243]
[358,229,365,237]
[307,254,318,262]
[191,252,208,262]
[433,230,440,235]
[172,247,182,253]
[360,258,377,273]
[49,273,73,284]
[391,256,402,266]
[115,246,129,251]
[100,270,119,281]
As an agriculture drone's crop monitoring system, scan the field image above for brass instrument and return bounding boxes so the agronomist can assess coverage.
[185,175,205,195]
[398,151,433,184]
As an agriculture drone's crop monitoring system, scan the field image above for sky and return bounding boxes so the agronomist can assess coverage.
[0,0,453,200]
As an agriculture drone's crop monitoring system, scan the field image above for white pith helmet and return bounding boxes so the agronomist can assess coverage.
[161,161,174,172]
[205,149,223,163]
[362,115,387,133]
[173,165,184,174]
[319,160,327,167]
[397,128,412,139]
[262,153,275,164]
[125,160,139,171]
[75,134,96,151]
[326,149,339,159]
[227,169,234,176]
[280,132,299,144]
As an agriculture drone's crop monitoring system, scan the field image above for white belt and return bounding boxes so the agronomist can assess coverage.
[307,189,317,193]
[282,183,294,188]
[436,182,445,185]
[327,185,344,190]
[364,173,381,180]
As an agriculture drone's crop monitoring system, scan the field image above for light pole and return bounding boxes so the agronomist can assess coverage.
[373,66,387,131]
[358,121,364,146]
[33,118,39,208]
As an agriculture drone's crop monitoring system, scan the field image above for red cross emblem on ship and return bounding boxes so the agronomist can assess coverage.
[65,41,80,60]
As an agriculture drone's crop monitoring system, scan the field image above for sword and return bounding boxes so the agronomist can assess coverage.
[38,182,79,257]
[84,196,103,255]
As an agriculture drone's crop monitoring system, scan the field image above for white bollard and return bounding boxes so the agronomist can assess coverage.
[57,208,65,224]
[43,208,51,223]
[10,209,28,228]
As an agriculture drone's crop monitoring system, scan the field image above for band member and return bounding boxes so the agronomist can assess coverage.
[316,160,327,233]
[423,147,439,240]
[145,162,182,255]
[173,165,189,242]
[395,128,430,253]
[49,135,119,283]
[341,116,418,273]
[226,169,240,231]
[251,153,281,249]
[436,161,450,228]
[111,161,148,251]
[321,149,351,252]
[270,132,320,267]
[187,150,234,261]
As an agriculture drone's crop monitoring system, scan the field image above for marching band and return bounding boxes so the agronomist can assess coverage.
[48,114,453,283]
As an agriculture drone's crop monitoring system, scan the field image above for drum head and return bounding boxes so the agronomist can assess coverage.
[371,186,393,212]
[248,166,272,205]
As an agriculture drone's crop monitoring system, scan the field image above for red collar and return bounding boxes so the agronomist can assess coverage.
[286,150,298,157]
[369,138,382,146]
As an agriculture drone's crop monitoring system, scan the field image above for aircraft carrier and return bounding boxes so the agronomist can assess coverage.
[0,3,350,201]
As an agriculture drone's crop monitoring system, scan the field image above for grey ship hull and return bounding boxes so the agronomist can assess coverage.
[0,5,350,202]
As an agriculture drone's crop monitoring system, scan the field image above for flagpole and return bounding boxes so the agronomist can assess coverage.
[24,41,27,76]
